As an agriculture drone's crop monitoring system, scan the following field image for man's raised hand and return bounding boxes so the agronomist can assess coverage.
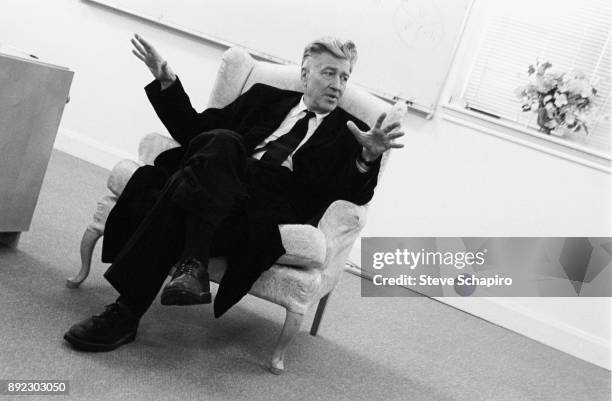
[347,112,405,162]
[131,33,176,85]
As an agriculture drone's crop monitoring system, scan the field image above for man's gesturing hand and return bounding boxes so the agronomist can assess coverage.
[347,112,405,162]
[131,33,176,87]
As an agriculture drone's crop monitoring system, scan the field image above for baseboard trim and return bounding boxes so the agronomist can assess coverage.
[54,128,136,170]
[441,297,611,370]
[346,263,611,370]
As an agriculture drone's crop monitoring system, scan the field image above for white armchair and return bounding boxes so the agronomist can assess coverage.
[67,47,399,374]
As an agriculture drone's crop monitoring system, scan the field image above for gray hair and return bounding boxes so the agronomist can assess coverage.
[301,37,358,72]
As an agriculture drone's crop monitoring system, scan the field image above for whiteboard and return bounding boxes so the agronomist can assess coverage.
[87,0,472,116]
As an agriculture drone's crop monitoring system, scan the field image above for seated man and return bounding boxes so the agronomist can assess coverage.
[64,34,404,352]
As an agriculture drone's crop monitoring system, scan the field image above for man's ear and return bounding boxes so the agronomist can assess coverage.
[300,66,308,88]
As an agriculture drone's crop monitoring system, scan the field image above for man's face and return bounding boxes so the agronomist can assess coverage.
[301,52,351,114]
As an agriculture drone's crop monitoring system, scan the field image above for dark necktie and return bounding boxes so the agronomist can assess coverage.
[261,111,315,165]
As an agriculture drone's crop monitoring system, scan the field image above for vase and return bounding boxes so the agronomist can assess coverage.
[537,108,554,135]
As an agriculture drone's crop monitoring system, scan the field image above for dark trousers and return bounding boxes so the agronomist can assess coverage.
[103,129,296,316]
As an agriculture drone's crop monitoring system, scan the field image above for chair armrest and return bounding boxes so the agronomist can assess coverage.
[106,159,140,196]
[317,200,367,294]
[277,224,326,270]
[318,200,367,242]
[274,200,366,272]
[138,132,180,166]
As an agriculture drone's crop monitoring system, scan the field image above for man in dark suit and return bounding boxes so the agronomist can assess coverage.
[64,34,404,352]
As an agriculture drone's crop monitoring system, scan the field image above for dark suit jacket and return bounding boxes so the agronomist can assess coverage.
[103,77,382,317]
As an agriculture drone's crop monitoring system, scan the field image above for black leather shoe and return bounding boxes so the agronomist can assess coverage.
[160,258,211,305]
[63,302,139,352]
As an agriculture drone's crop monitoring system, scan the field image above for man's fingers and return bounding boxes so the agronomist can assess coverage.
[346,120,363,136]
[383,121,401,133]
[389,143,404,149]
[388,131,405,140]
[374,112,387,129]
[132,49,146,62]
[131,38,147,57]
[135,33,153,50]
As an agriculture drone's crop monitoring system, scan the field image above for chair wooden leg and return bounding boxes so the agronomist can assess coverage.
[66,226,102,288]
[270,309,304,375]
[310,293,330,336]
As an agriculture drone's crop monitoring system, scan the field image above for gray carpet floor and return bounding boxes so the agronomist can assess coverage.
[0,150,610,401]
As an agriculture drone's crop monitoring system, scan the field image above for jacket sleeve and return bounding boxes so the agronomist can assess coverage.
[329,118,382,206]
[335,150,381,206]
[145,77,239,146]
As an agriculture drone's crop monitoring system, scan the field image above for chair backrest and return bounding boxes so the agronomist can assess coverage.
[207,47,403,174]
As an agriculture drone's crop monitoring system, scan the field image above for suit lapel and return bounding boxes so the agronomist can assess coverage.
[260,92,302,129]
[242,90,301,152]
[295,107,341,156]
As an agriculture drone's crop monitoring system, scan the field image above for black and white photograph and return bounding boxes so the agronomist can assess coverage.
[0,0,610,400]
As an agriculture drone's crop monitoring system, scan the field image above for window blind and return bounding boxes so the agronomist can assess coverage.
[462,0,611,155]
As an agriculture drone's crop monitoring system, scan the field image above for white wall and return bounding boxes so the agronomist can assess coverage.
[2,0,609,369]
[354,0,611,369]
[1,0,226,168]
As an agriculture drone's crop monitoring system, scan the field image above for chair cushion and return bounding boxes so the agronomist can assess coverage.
[207,47,256,109]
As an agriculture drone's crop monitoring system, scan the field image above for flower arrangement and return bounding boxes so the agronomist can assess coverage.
[515,60,598,135]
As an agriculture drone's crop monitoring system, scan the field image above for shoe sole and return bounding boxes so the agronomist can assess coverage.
[160,288,212,305]
[63,330,137,352]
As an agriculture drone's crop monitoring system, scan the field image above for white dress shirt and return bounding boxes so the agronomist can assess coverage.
[251,97,329,170]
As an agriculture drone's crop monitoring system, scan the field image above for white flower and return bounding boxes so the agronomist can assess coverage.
[538,76,555,92]
[568,80,583,94]
[566,77,593,98]
[554,93,568,107]
[527,74,538,86]
[514,86,527,98]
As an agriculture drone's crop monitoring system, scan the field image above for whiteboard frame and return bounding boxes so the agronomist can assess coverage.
[85,0,474,118]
